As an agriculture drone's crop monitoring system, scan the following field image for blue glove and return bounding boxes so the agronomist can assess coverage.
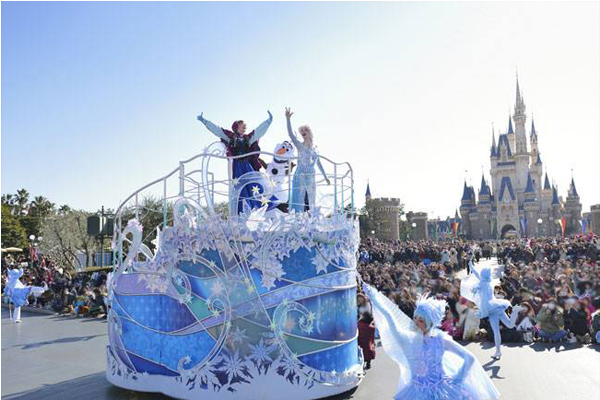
[197,112,204,122]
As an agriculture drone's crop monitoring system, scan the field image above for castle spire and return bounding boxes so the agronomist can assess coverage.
[552,185,560,205]
[479,173,490,195]
[516,73,521,104]
[525,172,535,194]
[543,173,551,190]
[531,118,536,137]
[508,114,514,134]
[365,181,372,201]
[569,177,579,198]
[491,127,497,157]
[461,181,471,201]
[514,73,526,115]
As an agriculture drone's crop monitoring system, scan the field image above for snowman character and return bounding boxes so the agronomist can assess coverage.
[266,141,296,212]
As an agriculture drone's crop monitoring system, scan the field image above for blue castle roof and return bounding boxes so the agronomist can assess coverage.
[544,173,551,190]
[365,182,371,198]
[569,178,579,197]
[508,116,514,134]
[497,134,513,157]
[461,182,471,201]
[479,174,490,196]
[525,172,535,194]
[552,186,560,205]
[536,153,542,164]
[499,176,516,202]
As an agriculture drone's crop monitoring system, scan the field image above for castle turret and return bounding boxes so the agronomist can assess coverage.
[365,182,372,201]
[541,172,553,210]
[564,177,583,236]
[523,172,540,237]
[550,185,562,236]
[512,76,530,198]
[591,204,600,235]
[369,197,401,241]
[460,181,475,238]
[529,118,543,194]
[514,76,528,155]
[507,115,515,154]
[475,174,493,239]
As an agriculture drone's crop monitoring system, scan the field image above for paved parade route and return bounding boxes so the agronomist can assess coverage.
[3,303,599,400]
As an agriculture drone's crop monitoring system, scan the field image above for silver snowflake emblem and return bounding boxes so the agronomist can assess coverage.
[248,339,275,364]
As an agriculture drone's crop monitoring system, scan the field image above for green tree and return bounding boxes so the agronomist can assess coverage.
[1,203,27,248]
[14,188,30,216]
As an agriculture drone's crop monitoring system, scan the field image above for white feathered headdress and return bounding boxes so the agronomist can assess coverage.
[414,294,447,330]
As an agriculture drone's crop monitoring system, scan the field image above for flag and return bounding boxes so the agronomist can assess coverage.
[560,218,567,237]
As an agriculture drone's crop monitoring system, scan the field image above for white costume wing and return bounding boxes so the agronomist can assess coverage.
[362,283,421,390]
[440,331,501,400]
[460,262,482,306]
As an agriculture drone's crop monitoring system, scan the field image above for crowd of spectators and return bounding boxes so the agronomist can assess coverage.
[357,235,600,352]
[1,254,108,318]
[4,234,600,349]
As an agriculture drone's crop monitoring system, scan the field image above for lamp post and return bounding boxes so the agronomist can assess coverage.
[537,218,543,237]
[28,235,41,262]
[411,222,417,241]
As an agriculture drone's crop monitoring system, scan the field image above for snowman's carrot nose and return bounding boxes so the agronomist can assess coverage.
[276,148,287,155]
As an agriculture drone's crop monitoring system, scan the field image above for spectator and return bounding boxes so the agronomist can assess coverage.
[357,311,376,370]
[536,300,568,342]
[564,299,591,344]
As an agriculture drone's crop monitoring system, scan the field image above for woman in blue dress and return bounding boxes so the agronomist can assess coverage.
[461,261,524,360]
[363,283,501,400]
[198,111,277,214]
[284,108,330,213]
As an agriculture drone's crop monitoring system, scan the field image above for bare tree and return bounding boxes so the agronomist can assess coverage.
[40,210,100,270]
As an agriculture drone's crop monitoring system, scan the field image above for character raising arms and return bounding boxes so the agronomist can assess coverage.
[198,111,275,214]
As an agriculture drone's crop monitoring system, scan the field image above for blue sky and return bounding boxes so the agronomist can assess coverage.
[2,2,599,218]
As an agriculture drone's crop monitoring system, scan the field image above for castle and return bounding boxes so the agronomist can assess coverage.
[459,77,583,239]
[363,183,402,241]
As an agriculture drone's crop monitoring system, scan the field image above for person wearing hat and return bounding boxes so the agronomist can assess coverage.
[197,110,274,214]
[363,283,501,400]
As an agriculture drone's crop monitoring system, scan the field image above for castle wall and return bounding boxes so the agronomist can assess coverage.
[370,197,401,241]
[591,204,600,234]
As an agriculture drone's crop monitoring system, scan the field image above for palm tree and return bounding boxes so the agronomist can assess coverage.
[1,193,15,205]
[15,188,30,215]
[31,196,55,218]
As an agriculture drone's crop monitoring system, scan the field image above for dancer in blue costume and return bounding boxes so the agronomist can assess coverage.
[4,268,46,323]
[363,283,500,400]
[461,261,524,360]
[198,111,278,214]
[285,108,330,213]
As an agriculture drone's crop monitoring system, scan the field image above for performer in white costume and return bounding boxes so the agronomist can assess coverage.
[265,141,296,211]
[461,261,524,360]
[363,283,500,400]
[4,268,47,323]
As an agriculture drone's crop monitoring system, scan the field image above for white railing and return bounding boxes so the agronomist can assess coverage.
[112,142,355,265]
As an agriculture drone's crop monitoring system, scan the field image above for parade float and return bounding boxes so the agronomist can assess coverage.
[106,141,363,400]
